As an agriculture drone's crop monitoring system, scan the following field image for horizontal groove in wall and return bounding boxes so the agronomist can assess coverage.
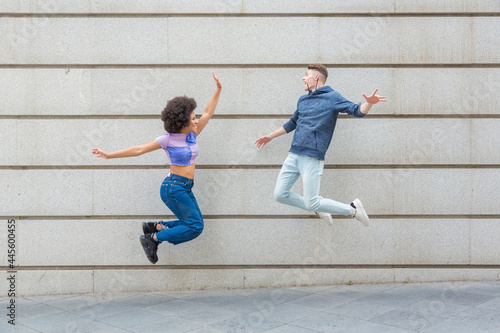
[1,64,500,69]
[1,165,499,170]
[1,114,499,120]
[3,264,500,271]
[2,214,499,220]
[0,13,499,18]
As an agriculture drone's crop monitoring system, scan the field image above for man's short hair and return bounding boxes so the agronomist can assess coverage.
[308,64,328,83]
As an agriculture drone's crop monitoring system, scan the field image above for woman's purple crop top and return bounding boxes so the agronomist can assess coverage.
[155,132,199,166]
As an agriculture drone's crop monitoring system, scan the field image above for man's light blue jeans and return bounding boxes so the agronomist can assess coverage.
[274,152,351,215]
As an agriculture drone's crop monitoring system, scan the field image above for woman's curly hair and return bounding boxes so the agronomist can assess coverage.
[161,96,197,133]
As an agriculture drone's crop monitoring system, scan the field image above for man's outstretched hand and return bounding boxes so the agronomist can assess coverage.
[362,89,386,104]
[255,135,272,149]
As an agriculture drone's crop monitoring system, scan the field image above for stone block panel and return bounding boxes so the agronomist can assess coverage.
[3,118,495,166]
[2,68,499,115]
[470,220,500,264]
[14,219,318,266]
[1,169,499,216]
[0,18,168,64]
[473,17,500,64]
[2,1,499,14]
[320,17,473,64]
[3,267,499,297]
[1,17,497,64]
[10,218,490,267]
[0,169,94,216]
[15,270,93,297]
[0,68,92,116]
[167,17,318,64]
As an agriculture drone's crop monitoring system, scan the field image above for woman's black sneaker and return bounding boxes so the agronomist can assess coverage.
[140,234,159,264]
[142,222,158,234]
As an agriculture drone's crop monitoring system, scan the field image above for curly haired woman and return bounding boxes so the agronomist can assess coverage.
[92,72,222,264]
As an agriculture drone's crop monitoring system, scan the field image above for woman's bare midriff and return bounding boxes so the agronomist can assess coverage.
[170,163,196,179]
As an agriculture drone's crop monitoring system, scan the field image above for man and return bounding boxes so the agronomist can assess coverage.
[255,64,386,226]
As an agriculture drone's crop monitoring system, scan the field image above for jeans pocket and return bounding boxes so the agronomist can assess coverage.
[318,160,325,176]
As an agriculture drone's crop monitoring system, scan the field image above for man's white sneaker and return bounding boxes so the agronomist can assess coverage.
[351,198,369,226]
[316,212,333,225]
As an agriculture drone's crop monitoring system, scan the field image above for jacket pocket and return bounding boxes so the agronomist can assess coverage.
[294,126,318,150]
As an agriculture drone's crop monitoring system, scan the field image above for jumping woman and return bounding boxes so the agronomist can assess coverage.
[92,72,222,264]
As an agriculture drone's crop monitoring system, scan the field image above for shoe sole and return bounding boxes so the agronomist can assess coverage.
[140,236,158,264]
[353,198,370,227]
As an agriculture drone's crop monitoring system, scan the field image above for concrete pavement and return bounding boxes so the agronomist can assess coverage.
[2,281,499,332]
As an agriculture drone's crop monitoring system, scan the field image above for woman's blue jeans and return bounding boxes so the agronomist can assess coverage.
[274,152,351,216]
[156,173,204,245]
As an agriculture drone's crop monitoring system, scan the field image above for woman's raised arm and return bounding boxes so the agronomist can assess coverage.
[196,71,222,136]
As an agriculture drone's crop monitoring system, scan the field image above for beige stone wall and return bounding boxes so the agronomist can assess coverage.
[1,1,499,295]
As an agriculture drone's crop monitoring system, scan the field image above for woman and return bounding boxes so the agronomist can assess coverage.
[92,72,222,264]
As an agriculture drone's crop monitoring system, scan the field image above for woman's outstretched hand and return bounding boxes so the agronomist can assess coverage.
[213,71,222,89]
[92,148,110,159]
